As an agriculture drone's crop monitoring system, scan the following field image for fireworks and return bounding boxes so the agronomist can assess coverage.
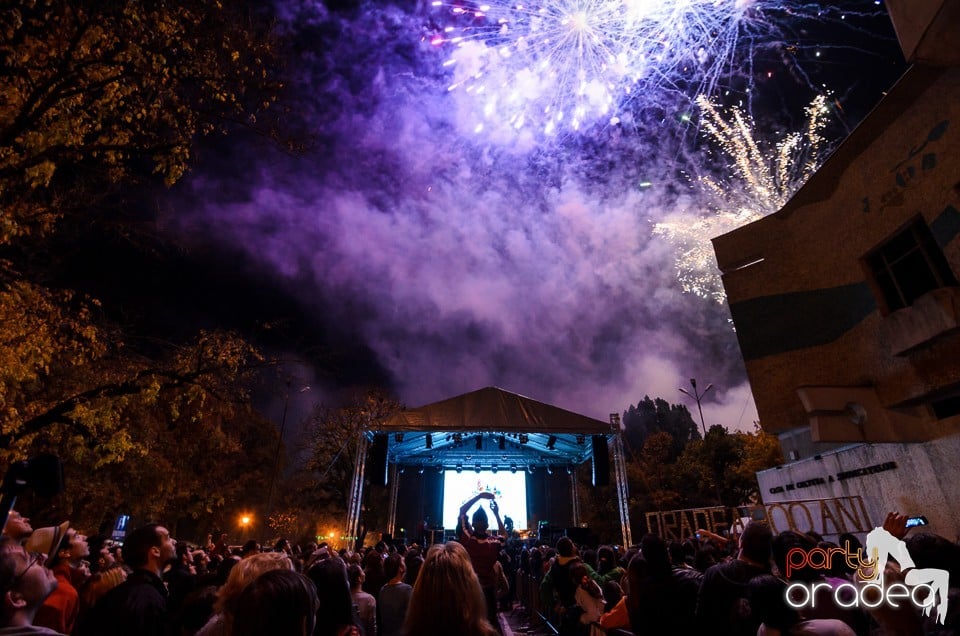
[654,93,830,303]
[431,0,762,136]
[430,0,881,139]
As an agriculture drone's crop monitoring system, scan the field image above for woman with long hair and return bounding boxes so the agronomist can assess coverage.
[197,551,293,636]
[402,542,499,636]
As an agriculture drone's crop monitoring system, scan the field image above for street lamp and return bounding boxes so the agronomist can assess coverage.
[265,382,310,537]
[679,377,713,437]
[240,514,252,540]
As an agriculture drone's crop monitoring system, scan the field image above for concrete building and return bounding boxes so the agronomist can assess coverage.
[713,1,960,539]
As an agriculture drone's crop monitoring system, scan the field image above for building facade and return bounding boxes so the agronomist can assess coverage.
[714,3,960,538]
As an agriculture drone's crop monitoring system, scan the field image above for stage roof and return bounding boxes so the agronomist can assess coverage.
[373,387,612,470]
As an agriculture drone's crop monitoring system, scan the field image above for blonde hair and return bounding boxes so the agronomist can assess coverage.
[402,542,498,636]
[214,551,293,615]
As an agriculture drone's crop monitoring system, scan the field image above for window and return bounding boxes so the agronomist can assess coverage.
[865,218,958,312]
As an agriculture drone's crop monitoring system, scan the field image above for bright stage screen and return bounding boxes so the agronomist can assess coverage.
[442,471,528,531]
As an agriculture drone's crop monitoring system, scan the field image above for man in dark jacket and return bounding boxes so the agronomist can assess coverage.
[78,524,177,636]
[695,522,773,636]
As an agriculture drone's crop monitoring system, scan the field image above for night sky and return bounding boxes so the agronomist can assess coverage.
[117,0,908,427]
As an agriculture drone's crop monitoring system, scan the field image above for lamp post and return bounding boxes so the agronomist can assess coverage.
[265,382,310,539]
[679,378,713,438]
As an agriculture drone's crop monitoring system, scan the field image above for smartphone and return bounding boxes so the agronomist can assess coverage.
[905,516,928,528]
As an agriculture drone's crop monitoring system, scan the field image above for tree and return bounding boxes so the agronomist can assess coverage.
[4,326,281,534]
[673,424,784,508]
[274,389,403,545]
[622,396,700,459]
[0,0,283,242]
[0,0,291,537]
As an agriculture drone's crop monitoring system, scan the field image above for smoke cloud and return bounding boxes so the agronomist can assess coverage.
[167,0,899,428]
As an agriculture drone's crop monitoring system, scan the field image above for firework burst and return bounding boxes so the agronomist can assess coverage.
[427,0,877,139]
[654,93,830,303]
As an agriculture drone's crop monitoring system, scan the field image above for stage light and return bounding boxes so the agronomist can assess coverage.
[527,465,535,474]
[546,465,553,475]
[438,464,444,473]
[566,465,573,475]
[498,435,505,450]
[425,434,432,449]
[456,464,463,473]
[492,465,498,473]
[395,432,404,442]
[519,434,528,444]
[418,465,425,475]
[511,464,517,473]
[546,435,557,450]
[576,434,585,445]
[476,435,483,450]
[475,463,481,473]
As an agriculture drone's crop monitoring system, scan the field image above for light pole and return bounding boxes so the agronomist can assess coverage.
[679,377,713,438]
[265,382,310,539]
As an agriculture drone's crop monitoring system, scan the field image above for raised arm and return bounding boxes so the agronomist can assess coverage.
[490,499,506,536]
[459,492,495,537]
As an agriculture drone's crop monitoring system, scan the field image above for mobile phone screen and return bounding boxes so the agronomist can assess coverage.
[905,516,928,528]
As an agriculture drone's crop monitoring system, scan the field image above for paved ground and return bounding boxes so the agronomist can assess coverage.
[499,602,555,636]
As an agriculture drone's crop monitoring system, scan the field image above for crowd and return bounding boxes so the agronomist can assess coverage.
[1,501,959,636]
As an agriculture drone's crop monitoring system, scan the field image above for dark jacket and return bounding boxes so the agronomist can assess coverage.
[695,559,769,636]
[78,569,171,636]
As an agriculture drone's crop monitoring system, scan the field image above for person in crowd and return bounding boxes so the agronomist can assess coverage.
[0,537,61,635]
[239,541,260,559]
[540,537,599,635]
[626,534,699,634]
[771,531,867,633]
[348,564,376,636]
[402,541,499,636]
[595,545,624,612]
[403,547,422,587]
[231,569,320,636]
[307,556,361,636]
[361,550,385,602]
[77,523,177,636]
[177,584,219,636]
[458,492,506,629]
[599,554,638,633]
[34,526,88,635]
[196,550,293,636]
[80,537,127,611]
[595,545,624,587]
[571,562,604,630]
[695,521,773,636]
[378,553,411,636]
[165,542,198,619]
[212,534,229,560]
[1,512,33,545]
[749,574,856,636]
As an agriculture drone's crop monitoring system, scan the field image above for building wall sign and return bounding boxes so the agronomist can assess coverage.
[644,496,872,541]
[768,461,897,494]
